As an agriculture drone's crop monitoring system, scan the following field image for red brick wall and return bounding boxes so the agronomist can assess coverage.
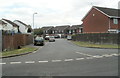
[82,8,116,33]
[3,34,33,51]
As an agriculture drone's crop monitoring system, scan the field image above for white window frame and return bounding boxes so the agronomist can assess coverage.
[108,29,118,33]
[113,18,118,24]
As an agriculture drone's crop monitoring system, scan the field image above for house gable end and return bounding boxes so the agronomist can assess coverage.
[82,6,120,21]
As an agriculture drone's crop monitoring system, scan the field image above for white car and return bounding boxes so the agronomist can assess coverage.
[45,36,50,40]
[67,35,72,40]
[49,36,55,42]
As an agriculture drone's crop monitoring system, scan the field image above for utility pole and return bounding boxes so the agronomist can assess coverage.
[33,12,37,43]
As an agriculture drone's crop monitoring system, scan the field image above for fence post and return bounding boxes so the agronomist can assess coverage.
[0,30,2,52]
[0,30,2,78]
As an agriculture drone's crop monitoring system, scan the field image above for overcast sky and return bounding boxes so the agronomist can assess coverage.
[0,0,119,28]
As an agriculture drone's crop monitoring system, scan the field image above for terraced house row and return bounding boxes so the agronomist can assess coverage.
[41,24,83,35]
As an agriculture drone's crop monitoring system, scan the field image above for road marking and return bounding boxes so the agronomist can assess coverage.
[64,59,73,61]
[86,57,94,59]
[0,63,6,65]
[38,61,48,63]
[25,61,35,63]
[52,60,62,62]
[76,58,84,60]
[92,55,103,58]
[103,54,113,57]
[111,53,118,56]
[10,62,21,64]
[3,53,119,65]
[76,52,93,56]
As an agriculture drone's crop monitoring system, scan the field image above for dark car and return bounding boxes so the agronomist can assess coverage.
[34,37,44,46]
[54,35,60,38]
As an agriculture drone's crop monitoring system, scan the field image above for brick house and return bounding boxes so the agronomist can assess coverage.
[41,26,54,35]
[68,24,83,34]
[53,25,70,34]
[82,6,120,33]
[52,25,70,38]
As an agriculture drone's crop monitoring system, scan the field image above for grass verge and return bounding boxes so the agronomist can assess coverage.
[1,47,38,57]
[45,40,49,42]
[72,41,119,49]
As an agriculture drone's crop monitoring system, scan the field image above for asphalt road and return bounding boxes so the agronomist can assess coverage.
[1,39,119,76]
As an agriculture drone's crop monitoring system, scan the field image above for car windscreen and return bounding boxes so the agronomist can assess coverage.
[35,37,43,40]
[49,36,54,38]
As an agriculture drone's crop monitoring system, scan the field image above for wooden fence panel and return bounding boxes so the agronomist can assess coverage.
[2,34,33,51]
[0,30,2,52]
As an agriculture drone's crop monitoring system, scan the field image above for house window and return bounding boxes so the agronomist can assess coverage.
[27,28,32,33]
[52,31,54,34]
[73,30,75,32]
[113,19,118,24]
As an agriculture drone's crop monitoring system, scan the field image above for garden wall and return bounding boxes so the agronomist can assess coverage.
[72,33,119,44]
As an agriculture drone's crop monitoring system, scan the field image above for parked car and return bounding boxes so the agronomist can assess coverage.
[34,36,44,46]
[67,35,72,40]
[45,36,50,40]
[54,35,60,38]
[49,36,55,42]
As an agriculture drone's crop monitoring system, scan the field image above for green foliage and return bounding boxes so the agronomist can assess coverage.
[34,28,43,35]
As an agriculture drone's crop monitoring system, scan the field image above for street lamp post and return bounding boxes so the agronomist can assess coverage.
[33,12,37,43]
[33,12,37,29]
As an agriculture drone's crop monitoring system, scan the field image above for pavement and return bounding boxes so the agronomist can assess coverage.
[1,39,119,76]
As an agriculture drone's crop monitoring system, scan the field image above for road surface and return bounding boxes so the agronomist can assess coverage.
[1,39,119,76]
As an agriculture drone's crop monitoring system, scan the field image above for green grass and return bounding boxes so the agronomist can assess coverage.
[1,47,38,57]
[45,40,49,42]
[72,41,119,49]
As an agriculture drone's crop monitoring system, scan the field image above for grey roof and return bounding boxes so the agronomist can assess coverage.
[53,25,70,31]
[94,6,120,18]
[0,20,7,25]
[14,20,31,28]
[2,19,19,27]
[82,6,120,21]
[41,26,54,31]
[70,25,83,30]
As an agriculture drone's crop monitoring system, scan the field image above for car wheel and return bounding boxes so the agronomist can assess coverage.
[42,43,44,46]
